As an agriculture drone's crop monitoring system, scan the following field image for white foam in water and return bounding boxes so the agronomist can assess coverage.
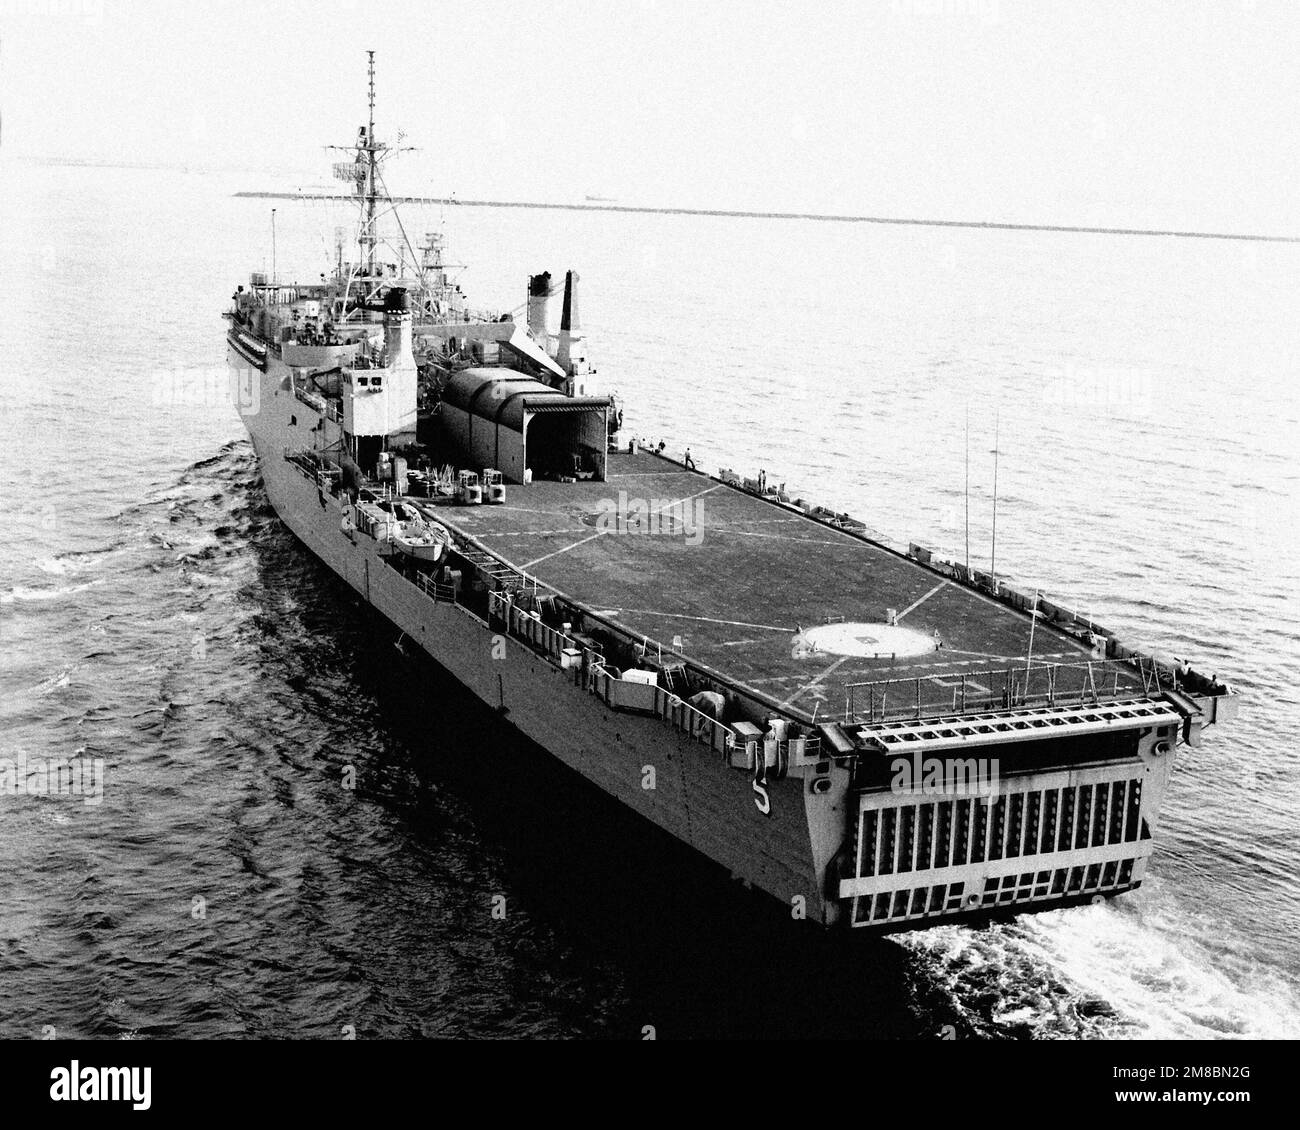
[1032,883,1300,1039]
[905,877,1300,1039]
[45,545,129,574]
[2,579,105,605]
[11,663,82,698]
[2,158,1296,1038]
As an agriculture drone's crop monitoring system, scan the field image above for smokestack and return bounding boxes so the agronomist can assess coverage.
[556,270,582,372]
[527,271,552,348]
[559,269,579,332]
[382,287,414,369]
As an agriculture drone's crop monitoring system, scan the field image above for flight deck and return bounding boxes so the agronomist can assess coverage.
[422,452,1146,723]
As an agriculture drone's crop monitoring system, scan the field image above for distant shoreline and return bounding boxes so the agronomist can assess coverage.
[232,190,1300,244]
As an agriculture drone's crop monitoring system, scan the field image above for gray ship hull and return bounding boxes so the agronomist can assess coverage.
[229,338,1225,931]
[219,47,1243,932]
[232,345,831,919]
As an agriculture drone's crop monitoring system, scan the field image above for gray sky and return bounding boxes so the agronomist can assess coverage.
[4,0,1297,232]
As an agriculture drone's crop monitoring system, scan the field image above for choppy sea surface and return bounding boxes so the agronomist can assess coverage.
[0,162,1297,1039]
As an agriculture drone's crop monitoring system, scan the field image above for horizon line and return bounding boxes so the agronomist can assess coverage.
[232,190,1300,244]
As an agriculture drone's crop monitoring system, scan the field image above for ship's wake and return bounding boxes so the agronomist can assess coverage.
[145,444,1300,1041]
[901,876,1300,1039]
[14,440,1289,1040]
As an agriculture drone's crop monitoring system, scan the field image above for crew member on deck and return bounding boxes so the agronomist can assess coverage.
[684,448,695,470]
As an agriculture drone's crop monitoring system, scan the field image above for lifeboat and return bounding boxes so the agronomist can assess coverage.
[388,504,452,563]
[228,327,268,370]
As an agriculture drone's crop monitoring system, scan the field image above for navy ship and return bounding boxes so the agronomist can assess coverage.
[224,55,1237,931]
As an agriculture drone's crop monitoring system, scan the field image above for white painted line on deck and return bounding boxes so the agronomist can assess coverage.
[519,530,607,570]
[942,647,1024,661]
[705,527,860,548]
[778,655,852,710]
[603,608,795,633]
[479,528,592,538]
[894,580,949,622]
[647,483,722,518]
[931,677,991,693]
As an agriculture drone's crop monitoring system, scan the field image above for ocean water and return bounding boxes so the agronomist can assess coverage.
[0,161,1297,1039]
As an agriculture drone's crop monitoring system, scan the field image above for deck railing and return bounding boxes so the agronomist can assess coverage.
[462,528,823,731]
[844,655,1174,725]
[388,559,492,627]
[284,449,342,491]
[292,382,343,424]
[489,591,739,758]
[413,571,458,605]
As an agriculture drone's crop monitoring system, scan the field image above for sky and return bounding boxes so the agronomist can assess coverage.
[2,0,1297,233]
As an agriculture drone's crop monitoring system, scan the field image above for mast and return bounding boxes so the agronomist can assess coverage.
[964,404,970,571]
[1025,588,1040,676]
[363,50,378,279]
[324,53,417,308]
[990,410,1000,587]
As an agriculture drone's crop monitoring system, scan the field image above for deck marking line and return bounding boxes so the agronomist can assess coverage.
[924,577,1099,656]
[943,647,1024,661]
[479,528,591,538]
[931,677,991,693]
[602,607,794,633]
[519,530,607,570]
[778,655,852,709]
[704,527,860,548]
[894,580,949,622]
[646,483,722,519]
